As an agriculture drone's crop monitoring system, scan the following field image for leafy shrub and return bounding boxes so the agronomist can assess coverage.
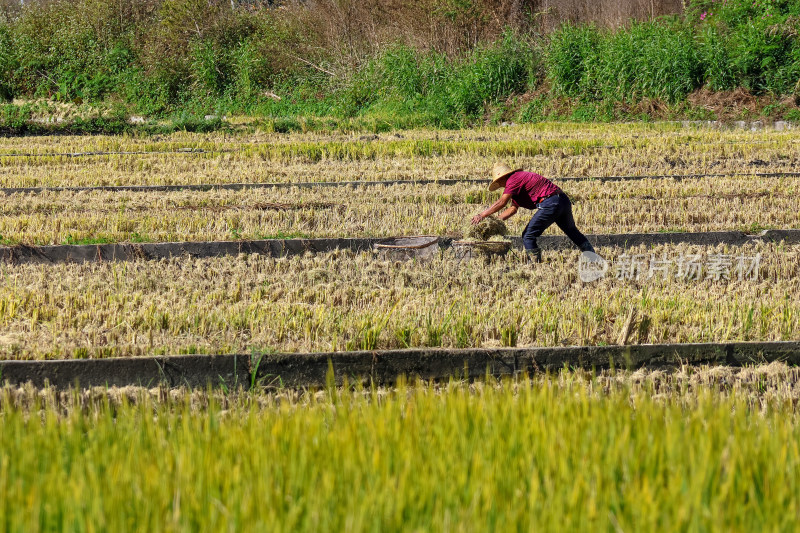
[696,25,736,91]
[344,33,537,125]
[728,18,798,94]
[518,96,548,122]
[548,21,702,103]
[448,32,536,116]
[377,45,429,101]
[691,0,800,94]
[600,20,702,103]
[547,23,601,98]
[9,0,133,101]
[0,19,15,101]
[0,103,33,128]
[190,40,229,100]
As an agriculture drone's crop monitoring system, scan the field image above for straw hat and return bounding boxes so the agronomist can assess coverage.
[488,162,522,191]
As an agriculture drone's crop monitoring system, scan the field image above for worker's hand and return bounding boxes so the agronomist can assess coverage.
[471,214,484,225]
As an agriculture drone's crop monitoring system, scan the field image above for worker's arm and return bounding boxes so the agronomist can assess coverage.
[471,193,513,225]
[498,204,517,221]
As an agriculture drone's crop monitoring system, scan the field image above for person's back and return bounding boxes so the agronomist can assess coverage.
[503,171,561,211]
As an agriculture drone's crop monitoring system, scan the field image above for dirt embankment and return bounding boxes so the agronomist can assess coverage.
[2,341,799,390]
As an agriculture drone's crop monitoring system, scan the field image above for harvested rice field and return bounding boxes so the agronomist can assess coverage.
[2,123,800,188]
[0,242,796,360]
[1,175,799,244]
[3,122,800,531]
[0,124,798,360]
[1,124,800,245]
[0,123,797,361]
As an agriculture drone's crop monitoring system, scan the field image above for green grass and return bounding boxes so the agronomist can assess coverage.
[657,227,690,233]
[129,232,151,243]
[254,231,312,240]
[61,234,116,245]
[1,375,799,532]
[740,222,775,234]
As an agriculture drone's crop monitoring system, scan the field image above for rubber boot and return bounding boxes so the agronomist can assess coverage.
[526,249,542,264]
[579,241,595,254]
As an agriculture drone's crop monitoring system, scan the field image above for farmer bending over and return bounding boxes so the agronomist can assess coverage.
[471,163,595,263]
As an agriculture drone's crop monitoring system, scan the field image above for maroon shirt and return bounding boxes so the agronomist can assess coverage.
[503,171,561,210]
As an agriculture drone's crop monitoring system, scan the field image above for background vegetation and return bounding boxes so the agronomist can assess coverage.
[0,0,799,130]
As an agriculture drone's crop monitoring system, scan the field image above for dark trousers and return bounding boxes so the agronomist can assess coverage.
[522,192,594,253]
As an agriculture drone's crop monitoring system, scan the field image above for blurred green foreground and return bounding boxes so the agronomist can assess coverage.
[1,368,799,532]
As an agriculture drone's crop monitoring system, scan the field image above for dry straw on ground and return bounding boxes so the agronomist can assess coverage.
[1,124,799,244]
[0,242,796,360]
[465,215,508,240]
[0,175,798,244]
[2,124,800,188]
[0,124,798,359]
